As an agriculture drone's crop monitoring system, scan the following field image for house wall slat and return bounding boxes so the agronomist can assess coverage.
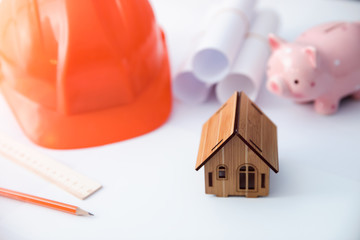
[205,135,269,197]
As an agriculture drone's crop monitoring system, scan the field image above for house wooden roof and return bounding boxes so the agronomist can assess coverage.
[195,92,279,173]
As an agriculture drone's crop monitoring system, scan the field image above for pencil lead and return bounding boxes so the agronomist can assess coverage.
[88,212,94,216]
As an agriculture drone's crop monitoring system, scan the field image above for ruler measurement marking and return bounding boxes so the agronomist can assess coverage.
[0,133,102,200]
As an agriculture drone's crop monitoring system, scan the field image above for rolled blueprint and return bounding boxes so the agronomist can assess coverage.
[216,10,279,103]
[192,0,256,84]
[173,57,212,104]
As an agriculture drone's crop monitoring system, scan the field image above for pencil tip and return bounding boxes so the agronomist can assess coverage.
[76,208,94,216]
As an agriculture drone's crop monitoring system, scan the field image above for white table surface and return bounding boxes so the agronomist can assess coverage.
[1,0,360,239]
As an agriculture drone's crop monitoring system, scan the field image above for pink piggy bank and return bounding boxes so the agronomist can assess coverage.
[266,22,360,114]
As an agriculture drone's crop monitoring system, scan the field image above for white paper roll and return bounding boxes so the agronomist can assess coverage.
[216,10,279,103]
[173,58,212,104]
[192,0,257,84]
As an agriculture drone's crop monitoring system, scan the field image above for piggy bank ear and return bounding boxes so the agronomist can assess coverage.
[268,33,285,51]
[304,46,317,68]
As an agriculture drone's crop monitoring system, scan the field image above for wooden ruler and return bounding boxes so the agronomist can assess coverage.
[0,132,102,200]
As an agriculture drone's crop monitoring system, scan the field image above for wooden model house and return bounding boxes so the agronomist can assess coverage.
[195,92,279,198]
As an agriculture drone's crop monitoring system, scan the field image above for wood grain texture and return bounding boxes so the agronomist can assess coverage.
[195,92,237,170]
[204,135,269,197]
[237,92,279,172]
[196,91,278,197]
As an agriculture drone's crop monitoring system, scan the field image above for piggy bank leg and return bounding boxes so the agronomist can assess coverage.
[352,90,360,100]
[314,97,340,115]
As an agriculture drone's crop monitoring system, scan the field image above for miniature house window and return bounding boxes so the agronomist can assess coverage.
[216,165,228,180]
[208,172,213,187]
[239,167,246,189]
[261,174,265,188]
[238,165,257,191]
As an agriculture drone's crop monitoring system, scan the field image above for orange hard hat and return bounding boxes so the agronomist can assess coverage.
[0,0,172,149]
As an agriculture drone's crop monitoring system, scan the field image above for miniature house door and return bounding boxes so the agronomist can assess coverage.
[238,165,257,191]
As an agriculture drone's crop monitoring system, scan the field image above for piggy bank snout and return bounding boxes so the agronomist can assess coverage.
[267,77,288,96]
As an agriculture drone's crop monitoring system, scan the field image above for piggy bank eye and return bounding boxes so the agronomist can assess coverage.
[294,79,299,84]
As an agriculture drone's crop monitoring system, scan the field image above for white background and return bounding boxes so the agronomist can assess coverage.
[1,0,360,239]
